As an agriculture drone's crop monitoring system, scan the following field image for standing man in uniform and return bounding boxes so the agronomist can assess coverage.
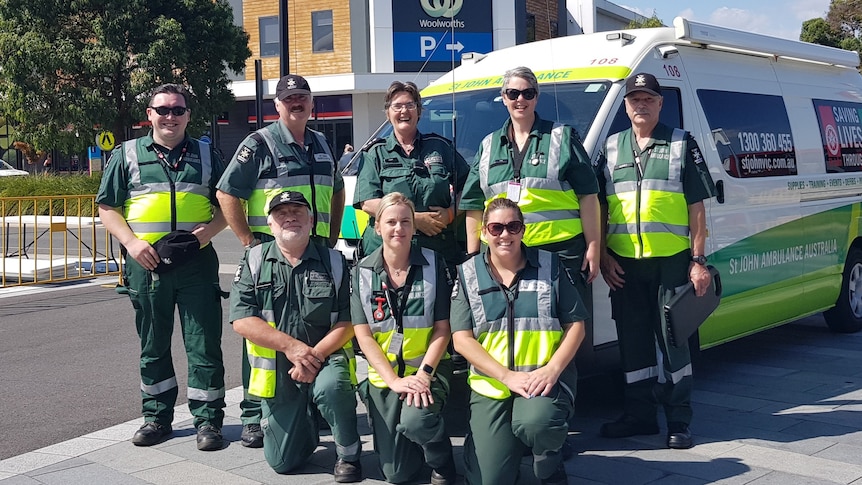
[597,72,715,449]
[97,83,227,451]
[230,191,361,482]
[216,74,346,448]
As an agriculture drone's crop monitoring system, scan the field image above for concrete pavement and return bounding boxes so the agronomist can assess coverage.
[2,316,862,484]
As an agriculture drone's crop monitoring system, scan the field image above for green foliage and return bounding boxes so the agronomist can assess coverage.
[801,18,842,47]
[0,0,251,154]
[626,13,665,29]
[0,173,103,216]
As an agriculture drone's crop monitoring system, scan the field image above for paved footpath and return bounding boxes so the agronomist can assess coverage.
[2,316,862,484]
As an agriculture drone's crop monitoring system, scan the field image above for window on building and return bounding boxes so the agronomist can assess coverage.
[259,16,279,57]
[526,14,536,43]
[312,10,333,53]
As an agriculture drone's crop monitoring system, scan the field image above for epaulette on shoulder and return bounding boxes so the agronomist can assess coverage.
[421,132,450,143]
[249,132,265,145]
[360,137,386,152]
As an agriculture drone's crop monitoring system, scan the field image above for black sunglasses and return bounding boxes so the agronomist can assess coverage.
[149,106,189,116]
[503,88,537,101]
[485,221,525,236]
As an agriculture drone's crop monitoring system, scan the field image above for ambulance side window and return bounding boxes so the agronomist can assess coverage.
[608,87,683,136]
[697,90,797,178]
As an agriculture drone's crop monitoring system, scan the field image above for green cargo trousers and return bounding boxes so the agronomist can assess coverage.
[463,384,573,485]
[609,250,694,426]
[261,352,360,474]
[360,358,454,483]
[122,244,226,428]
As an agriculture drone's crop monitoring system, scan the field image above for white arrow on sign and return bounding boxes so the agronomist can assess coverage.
[445,41,464,52]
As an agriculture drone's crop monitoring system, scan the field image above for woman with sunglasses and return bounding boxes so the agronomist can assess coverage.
[353,81,470,268]
[458,65,601,317]
[451,198,586,485]
[351,192,457,485]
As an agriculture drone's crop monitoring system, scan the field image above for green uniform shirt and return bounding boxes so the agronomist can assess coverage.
[229,241,351,347]
[216,121,344,238]
[350,245,453,327]
[596,123,715,205]
[353,131,469,258]
[450,245,587,334]
[459,115,598,259]
[96,132,224,209]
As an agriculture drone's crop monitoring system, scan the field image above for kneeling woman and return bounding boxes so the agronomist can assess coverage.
[351,192,457,485]
[451,197,587,485]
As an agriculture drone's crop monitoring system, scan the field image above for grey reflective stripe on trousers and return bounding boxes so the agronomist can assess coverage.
[188,386,226,402]
[141,376,178,395]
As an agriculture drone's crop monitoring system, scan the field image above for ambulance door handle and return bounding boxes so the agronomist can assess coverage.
[715,180,725,204]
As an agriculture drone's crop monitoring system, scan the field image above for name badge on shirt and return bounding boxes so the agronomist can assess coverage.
[314,153,333,163]
[507,181,522,202]
[387,332,404,355]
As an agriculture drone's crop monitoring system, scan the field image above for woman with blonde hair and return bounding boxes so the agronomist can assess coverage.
[351,192,456,485]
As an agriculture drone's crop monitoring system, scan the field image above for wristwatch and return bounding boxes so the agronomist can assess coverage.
[691,255,708,265]
[421,364,435,376]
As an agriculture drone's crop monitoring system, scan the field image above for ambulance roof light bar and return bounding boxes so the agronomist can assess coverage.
[673,16,860,68]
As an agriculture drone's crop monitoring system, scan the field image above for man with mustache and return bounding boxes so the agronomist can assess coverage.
[230,191,361,482]
[596,72,715,450]
[216,74,346,449]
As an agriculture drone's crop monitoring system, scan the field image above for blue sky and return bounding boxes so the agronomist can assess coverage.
[616,0,831,40]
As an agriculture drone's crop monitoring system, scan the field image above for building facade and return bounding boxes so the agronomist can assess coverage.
[213,0,643,158]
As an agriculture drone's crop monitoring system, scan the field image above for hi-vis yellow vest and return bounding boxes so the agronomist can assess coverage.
[459,250,564,399]
[123,140,213,243]
[604,129,689,258]
[477,123,582,246]
[244,243,355,398]
[357,247,443,388]
[246,126,335,238]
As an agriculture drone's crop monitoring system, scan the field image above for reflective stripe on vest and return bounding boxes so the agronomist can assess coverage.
[357,248,438,388]
[605,129,689,258]
[460,250,563,399]
[246,127,335,237]
[477,124,582,246]
[244,243,352,398]
[123,140,213,243]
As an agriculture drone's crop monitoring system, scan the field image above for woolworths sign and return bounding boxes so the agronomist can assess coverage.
[392,0,493,72]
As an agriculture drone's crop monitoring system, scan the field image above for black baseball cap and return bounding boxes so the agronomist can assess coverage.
[625,72,661,97]
[275,74,311,100]
[268,190,311,214]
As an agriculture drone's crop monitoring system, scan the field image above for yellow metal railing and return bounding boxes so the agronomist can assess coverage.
[1,195,121,287]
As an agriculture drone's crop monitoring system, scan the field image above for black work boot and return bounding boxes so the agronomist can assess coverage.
[131,422,172,446]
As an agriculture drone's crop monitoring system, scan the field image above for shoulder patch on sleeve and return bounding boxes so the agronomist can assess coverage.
[450,278,460,300]
[233,263,244,282]
[691,146,705,166]
[236,145,253,164]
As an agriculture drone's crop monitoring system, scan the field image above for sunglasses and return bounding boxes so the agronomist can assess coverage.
[503,88,537,101]
[485,221,525,236]
[149,106,189,116]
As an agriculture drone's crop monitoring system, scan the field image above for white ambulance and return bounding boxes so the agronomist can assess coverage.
[341,17,862,371]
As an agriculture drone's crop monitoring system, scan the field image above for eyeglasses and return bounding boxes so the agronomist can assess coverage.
[485,221,525,236]
[149,106,189,116]
[503,88,537,101]
[389,102,418,111]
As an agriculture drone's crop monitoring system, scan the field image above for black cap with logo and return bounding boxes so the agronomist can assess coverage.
[275,74,312,100]
[268,190,311,214]
[625,72,662,97]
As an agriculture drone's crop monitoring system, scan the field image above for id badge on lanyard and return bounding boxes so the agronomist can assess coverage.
[507,182,522,202]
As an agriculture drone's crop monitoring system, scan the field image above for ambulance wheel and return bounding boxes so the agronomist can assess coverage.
[824,247,862,333]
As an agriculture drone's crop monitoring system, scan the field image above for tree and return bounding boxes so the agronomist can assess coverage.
[626,13,664,29]
[800,18,842,47]
[0,0,251,156]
